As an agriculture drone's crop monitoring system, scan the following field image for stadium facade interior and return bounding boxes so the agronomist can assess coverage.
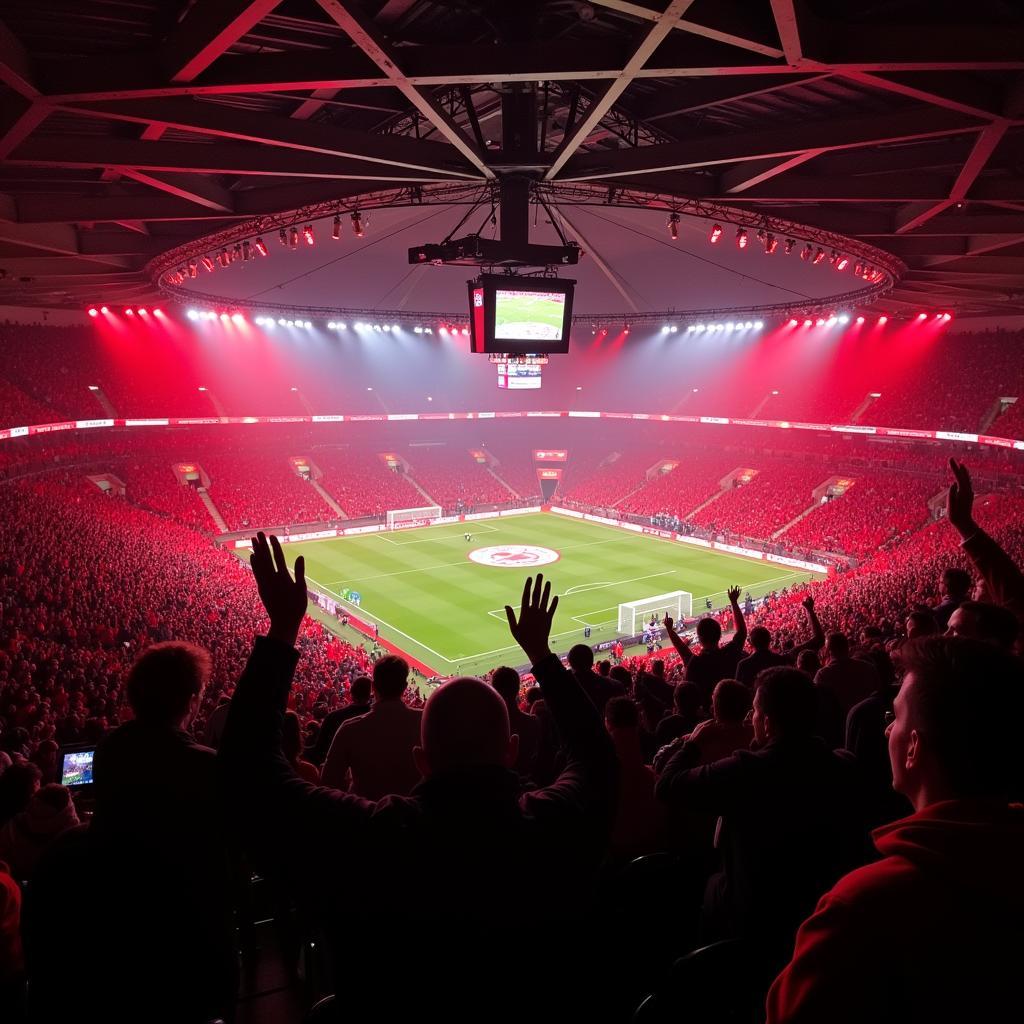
[1,3,1023,1023]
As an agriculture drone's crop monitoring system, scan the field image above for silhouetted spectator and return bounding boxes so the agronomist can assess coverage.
[666,587,748,702]
[767,637,1024,1022]
[568,643,624,712]
[490,665,540,779]
[815,632,881,717]
[310,675,372,766]
[322,655,422,797]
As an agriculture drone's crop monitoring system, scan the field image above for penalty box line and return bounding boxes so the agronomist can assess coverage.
[375,521,501,547]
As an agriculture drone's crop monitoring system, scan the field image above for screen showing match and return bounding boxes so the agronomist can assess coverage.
[60,749,95,787]
[493,288,566,342]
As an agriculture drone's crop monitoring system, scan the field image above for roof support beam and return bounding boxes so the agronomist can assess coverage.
[894,120,1010,233]
[769,0,802,65]
[545,0,698,180]
[720,150,822,193]
[558,108,982,181]
[161,0,284,82]
[116,169,235,212]
[8,136,469,181]
[314,0,493,178]
[62,97,479,177]
[0,20,37,98]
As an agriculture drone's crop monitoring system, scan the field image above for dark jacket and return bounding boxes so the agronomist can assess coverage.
[735,649,790,688]
[767,800,1024,1023]
[27,722,235,1022]
[656,735,869,964]
[310,701,371,765]
[220,638,618,1024]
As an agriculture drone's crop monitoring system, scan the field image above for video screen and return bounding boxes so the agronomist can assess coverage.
[468,276,574,354]
[497,363,542,390]
[494,288,566,342]
[61,749,95,787]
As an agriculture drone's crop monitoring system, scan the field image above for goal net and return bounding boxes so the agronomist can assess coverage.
[617,590,692,635]
[386,505,442,530]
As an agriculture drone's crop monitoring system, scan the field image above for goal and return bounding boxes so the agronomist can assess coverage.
[617,591,692,635]
[386,505,442,530]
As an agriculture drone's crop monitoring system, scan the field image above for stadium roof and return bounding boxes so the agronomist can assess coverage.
[0,0,1023,315]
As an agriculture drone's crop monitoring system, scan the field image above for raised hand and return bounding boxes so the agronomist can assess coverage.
[250,532,307,646]
[946,458,977,537]
[727,585,741,604]
[663,614,674,632]
[505,574,558,666]
[801,595,815,611]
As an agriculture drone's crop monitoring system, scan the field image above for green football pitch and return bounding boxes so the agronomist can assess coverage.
[495,293,564,335]
[273,513,815,677]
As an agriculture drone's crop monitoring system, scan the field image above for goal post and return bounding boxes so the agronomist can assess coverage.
[386,505,442,529]
[617,590,692,635]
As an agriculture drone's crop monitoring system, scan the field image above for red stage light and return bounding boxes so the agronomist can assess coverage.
[303,225,315,246]
[815,318,825,326]
[917,312,927,320]
[87,307,98,317]
[784,238,796,255]
[289,227,299,248]
[803,319,812,327]
[100,306,108,314]
[812,248,825,265]
[138,308,147,315]
[788,318,798,327]
[254,237,268,256]
[836,257,849,271]
[351,211,364,238]
[766,234,778,254]
[736,228,748,249]
[124,308,134,315]
[801,244,813,261]
[201,256,214,272]
[332,215,341,240]
[855,316,865,324]
[942,313,952,321]
[878,316,888,324]
[667,213,680,240]
[709,223,722,244]
[153,308,162,315]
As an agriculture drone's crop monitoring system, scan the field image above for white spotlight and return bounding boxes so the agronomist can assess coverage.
[187,309,199,321]
[754,321,764,329]
[327,322,335,329]
[838,314,850,324]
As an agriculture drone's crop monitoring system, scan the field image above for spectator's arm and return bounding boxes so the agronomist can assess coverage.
[654,744,743,813]
[766,892,879,1024]
[320,726,352,791]
[728,585,748,649]
[506,576,617,822]
[663,615,693,665]
[219,534,373,851]
[946,458,1024,619]
[800,595,826,649]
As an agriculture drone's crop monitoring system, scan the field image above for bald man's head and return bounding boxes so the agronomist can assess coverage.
[415,676,517,778]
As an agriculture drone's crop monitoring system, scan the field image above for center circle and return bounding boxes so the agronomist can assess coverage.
[467,545,560,568]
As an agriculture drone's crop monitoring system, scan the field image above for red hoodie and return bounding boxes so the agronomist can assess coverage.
[766,799,1024,1023]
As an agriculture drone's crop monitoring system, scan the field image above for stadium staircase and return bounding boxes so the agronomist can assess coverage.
[197,487,229,533]
[685,482,732,521]
[849,392,881,423]
[980,397,1013,434]
[309,478,345,518]
[486,465,520,499]
[405,473,439,506]
[89,386,118,418]
[772,502,821,540]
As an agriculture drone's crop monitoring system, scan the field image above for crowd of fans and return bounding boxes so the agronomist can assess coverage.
[200,454,336,530]
[689,463,828,540]
[780,472,938,559]
[312,448,426,519]
[123,459,217,534]
[404,447,517,511]
[559,450,649,507]
[0,450,1020,1022]
[617,451,738,522]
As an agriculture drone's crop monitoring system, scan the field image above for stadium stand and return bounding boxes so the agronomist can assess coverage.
[201,453,335,529]
[688,463,829,540]
[313,448,426,518]
[403,447,517,510]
